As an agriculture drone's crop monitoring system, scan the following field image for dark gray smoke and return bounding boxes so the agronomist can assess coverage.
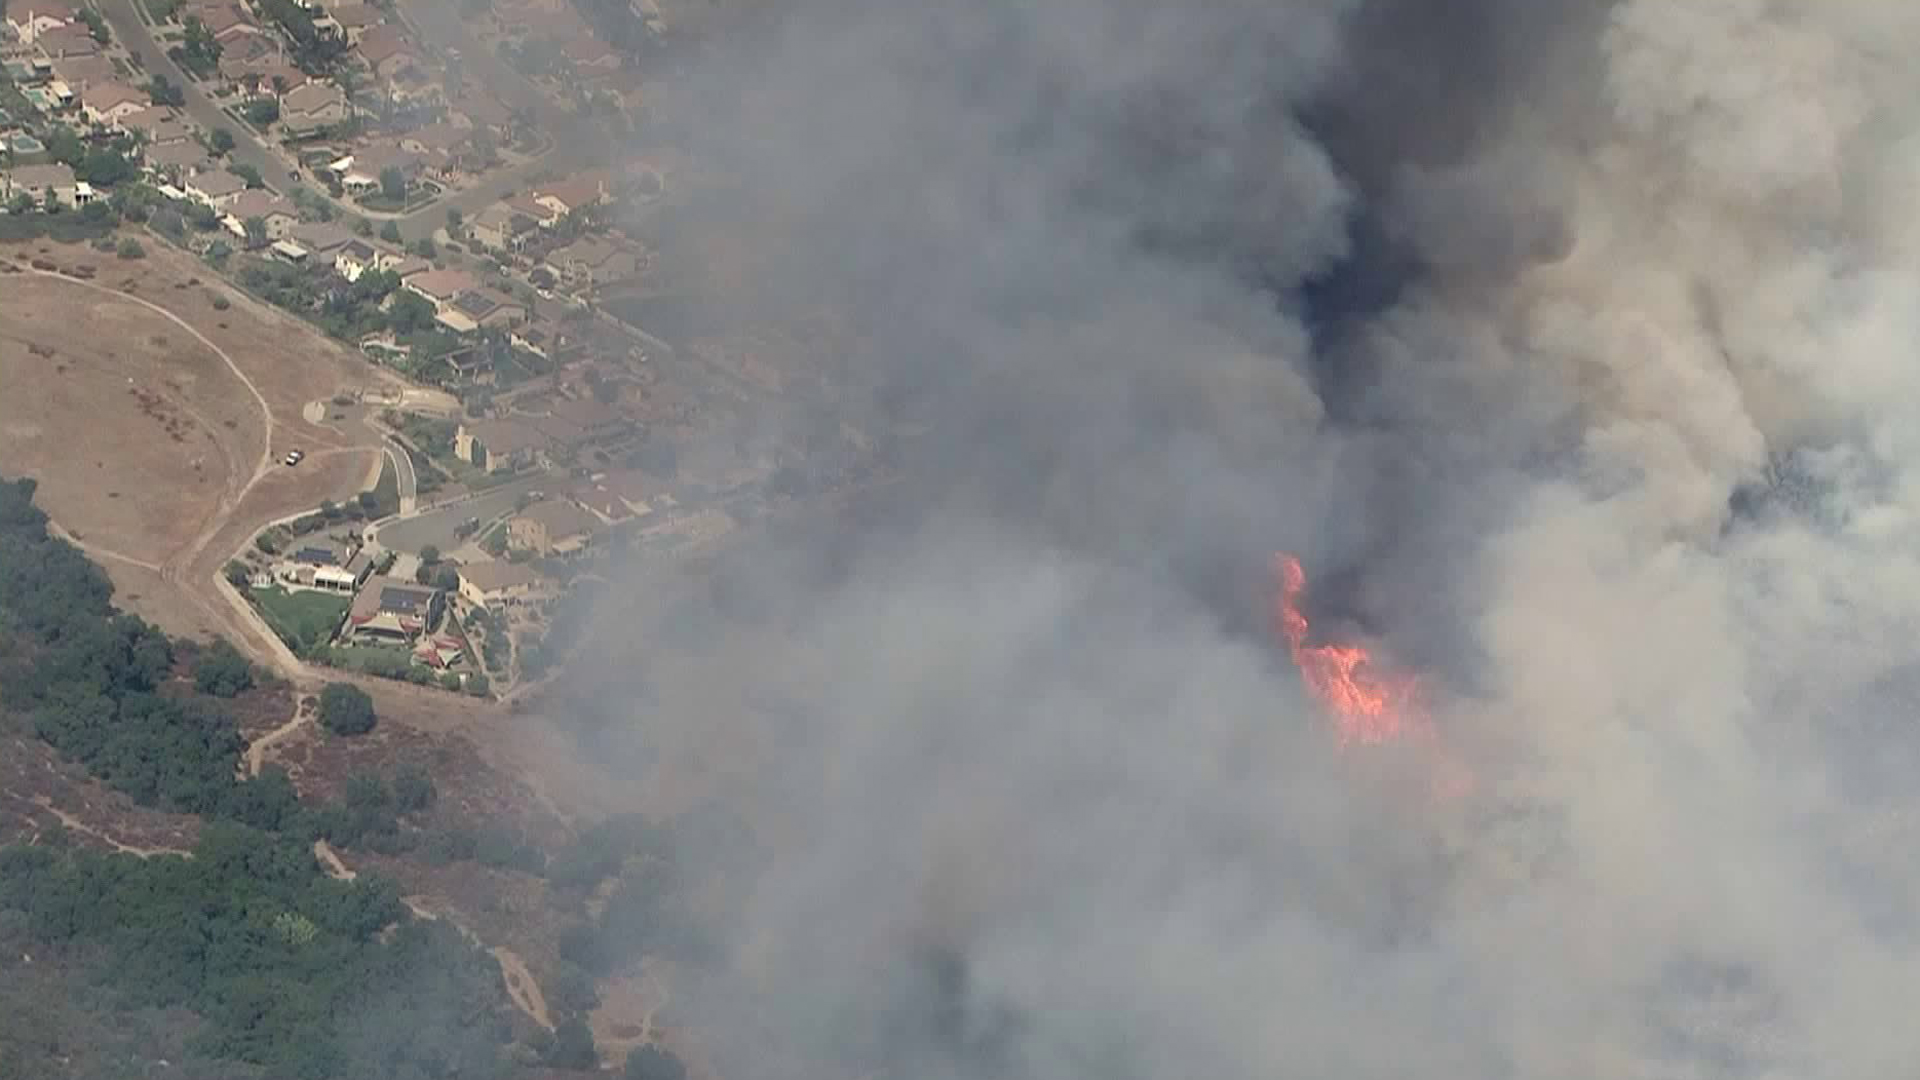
[563,0,1920,1077]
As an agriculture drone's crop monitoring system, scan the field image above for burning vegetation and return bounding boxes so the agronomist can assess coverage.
[1271,553,1426,746]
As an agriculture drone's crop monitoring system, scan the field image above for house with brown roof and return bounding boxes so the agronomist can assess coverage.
[505,192,563,230]
[547,236,644,290]
[454,418,547,473]
[337,142,420,193]
[141,140,215,178]
[531,173,607,218]
[469,201,537,253]
[193,1,261,44]
[507,498,599,556]
[566,469,657,524]
[48,54,114,91]
[34,22,98,58]
[280,82,349,135]
[456,559,549,609]
[436,288,526,334]
[120,106,190,144]
[218,54,308,97]
[404,268,479,311]
[450,92,512,136]
[6,0,74,45]
[353,24,416,80]
[380,253,431,279]
[399,123,472,179]
[221,190,300,242]
[185,169,248,207]
[289,221,358,259]
[2,162,80,209]
[345,575,444,645]
[80,81,150,127]
[326,2,382,42]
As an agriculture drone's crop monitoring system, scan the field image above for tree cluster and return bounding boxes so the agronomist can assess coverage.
[0,822,512,1079]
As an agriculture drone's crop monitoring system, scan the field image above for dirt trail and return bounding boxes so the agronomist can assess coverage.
[249,699,312,777]
[313,839,356,880]
[33,797,191,859]
[314,843,554,1031]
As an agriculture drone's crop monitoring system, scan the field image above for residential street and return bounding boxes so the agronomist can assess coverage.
[102,0,289,184]
[374,473,552,556]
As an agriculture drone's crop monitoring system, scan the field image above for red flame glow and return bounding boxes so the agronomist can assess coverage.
[1271,553,1426,746]
[1271,553,1474,799]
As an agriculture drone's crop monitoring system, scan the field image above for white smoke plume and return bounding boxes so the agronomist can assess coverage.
[563,1,1920,1077]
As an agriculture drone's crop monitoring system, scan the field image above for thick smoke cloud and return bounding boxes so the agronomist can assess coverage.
[574,1,1920,1077]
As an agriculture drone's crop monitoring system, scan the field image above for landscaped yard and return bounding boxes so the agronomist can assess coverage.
[321,642,422,680]
[250,586,351,651]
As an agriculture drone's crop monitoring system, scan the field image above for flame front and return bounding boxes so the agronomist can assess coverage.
[1271,553,1425,747]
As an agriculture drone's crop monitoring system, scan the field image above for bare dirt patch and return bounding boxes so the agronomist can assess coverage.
[0,277,256,559]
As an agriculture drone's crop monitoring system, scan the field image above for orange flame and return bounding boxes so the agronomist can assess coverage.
[1271,553,1426,746]
[1272,553,1474,799]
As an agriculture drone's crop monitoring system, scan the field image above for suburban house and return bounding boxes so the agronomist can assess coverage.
[33,23,97,58]
[333,237,380,281]
[449,91,512,137]
[403,268,479,312]
[378,252,430,279]
[509,319,583,363]
[435,288,526,334]
[398,123,473,179]
[141,141,215,178]
[353,24,416,80]
[334,143,420,194]
[289,222,357,261]
[276,537,372,594]
[469,201,536,252]
[453,418,547,473]
[506,499,599,556]
[565,469,657,524]
[48,54,114,93]
[185,170,249,207]
[119,106,191,144]
[344,575,444,645]
[188,0,259,44]
[547,236,644,290]
[278,550,372,594]
[2,162,81,208]
[218,54,308,97]
[279,82,349,135]
[456,559,548,609]
[221,190,300,241]
[504,192,563,230]
[290,537,354,566]
[78,81,148,126]
[5,0,74,45]
[531,173,608,218]
[327,3,382,43]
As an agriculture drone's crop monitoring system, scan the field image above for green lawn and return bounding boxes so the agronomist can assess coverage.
[250,586,350,651]
[323,643,417,679]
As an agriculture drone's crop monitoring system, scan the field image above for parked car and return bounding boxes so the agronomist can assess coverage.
[283,449,305,466]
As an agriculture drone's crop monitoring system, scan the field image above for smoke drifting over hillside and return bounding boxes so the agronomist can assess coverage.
[584,1,1920,1077]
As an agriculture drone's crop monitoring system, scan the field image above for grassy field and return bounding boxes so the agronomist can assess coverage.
[250,586,351,651]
